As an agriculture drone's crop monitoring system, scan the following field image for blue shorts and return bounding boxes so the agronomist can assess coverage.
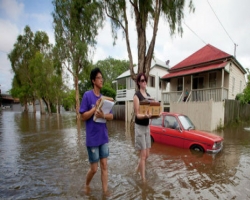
[87,143,109,163]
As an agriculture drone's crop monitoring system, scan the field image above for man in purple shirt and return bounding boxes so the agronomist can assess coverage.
[79,67,113,196]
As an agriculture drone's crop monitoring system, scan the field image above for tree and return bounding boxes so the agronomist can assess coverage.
[78,57,129,100]
[8,26,36,112]
[52,0,105,119]
[102,0,194,81]
[94,57,130,87]
[237,68,250,104]
[9,26,65,114]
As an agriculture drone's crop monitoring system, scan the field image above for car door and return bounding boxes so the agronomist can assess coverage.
[150,115,164,143]
[162,115,184,148]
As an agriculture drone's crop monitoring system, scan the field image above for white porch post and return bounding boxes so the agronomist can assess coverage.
[183,77,185,92]
[191,75,193,101]
[156,72,159,101]
[221,69,224,101]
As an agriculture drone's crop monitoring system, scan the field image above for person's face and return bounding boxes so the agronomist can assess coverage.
[139,75,147,88]
[93,72,103,88]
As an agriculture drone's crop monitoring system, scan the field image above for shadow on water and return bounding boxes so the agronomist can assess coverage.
[0,111,250,199]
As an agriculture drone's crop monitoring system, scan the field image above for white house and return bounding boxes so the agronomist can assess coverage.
[113,57,170,121]
[161,44,247,131]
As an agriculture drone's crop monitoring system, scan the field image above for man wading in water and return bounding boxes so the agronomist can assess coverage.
[79,67,113,196]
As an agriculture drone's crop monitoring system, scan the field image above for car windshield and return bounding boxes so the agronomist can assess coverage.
[178,115,195,130]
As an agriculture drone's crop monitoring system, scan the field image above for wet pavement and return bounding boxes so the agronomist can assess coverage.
[0,111,250,199]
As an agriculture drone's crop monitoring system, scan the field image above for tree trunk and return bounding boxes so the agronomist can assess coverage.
[56,98,59,115]
[42,97,51,115]
[23,99,28,112]
[32,98,36,113]
[39,98,46,115]
[74,75,80,121]
[47,101,51,115]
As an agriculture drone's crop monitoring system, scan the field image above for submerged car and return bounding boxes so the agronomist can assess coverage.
[150,112,223,153]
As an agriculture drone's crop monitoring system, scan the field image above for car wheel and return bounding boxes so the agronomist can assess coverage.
[190,145,204,153]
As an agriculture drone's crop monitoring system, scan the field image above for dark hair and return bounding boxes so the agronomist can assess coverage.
[90,67,103,87]
[136,73,147,89]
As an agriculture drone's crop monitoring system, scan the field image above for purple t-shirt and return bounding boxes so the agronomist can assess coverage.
[79,90,109,147]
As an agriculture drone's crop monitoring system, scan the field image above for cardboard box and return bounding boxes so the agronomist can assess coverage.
[139,102,149,115]
[149,105,161,116]
[139,101,161,116]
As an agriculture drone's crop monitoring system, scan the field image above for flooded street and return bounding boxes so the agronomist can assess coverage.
[0,111,250,199]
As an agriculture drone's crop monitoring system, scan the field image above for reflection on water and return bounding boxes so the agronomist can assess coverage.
[0,111,250,199]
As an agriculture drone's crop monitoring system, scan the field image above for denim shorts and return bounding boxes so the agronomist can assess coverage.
[87,143,109,163]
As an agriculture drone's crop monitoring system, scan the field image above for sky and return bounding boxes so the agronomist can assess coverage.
[0,0,250,93]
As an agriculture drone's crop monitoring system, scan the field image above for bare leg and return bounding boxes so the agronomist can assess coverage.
[100,157,108,194]
[84,162,98,194]
[137,148,150,181]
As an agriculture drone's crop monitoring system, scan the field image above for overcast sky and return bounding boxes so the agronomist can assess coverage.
[0,0,250,93]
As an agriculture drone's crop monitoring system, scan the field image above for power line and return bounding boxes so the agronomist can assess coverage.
[0,50,8,54]
[207,0,237,56]
[184,21,207,45]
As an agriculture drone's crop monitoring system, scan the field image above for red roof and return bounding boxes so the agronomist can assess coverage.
[171,44,231,70]
[162,62,228,79]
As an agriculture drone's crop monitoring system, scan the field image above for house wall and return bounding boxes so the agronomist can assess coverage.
[116,66,169,102]
[171,100,224,131]
[147,67,169,101]
[228,63,246,99]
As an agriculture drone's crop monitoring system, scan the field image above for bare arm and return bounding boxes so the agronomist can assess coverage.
[81,106,96,121]
[81,98,101,121]
[96,109,113,121]
[81,98,113,121]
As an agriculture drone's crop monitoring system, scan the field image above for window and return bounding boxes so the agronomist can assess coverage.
[127,77,135,89]
[151,116,162,126]
[149,76,155,87]
[165,116,179,129]
[177,78,183,91]
[193,76,204,89]
[209,72,216,88]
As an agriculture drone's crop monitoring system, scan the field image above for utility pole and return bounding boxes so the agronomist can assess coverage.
[234,43,238,58]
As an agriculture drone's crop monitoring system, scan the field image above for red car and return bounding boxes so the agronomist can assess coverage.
[150,112,223,153]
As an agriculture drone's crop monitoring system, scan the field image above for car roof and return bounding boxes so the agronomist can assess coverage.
[161,112,185,117]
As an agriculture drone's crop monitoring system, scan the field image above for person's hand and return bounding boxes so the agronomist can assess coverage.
[146,110,152,119]
[95,98,102,108]
[95,108,104,119]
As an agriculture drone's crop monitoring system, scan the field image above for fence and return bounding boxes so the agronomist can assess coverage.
[113,105,125,120]
[224,100,250,125]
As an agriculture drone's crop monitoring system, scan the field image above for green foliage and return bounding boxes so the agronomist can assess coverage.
[101,85,116,100]
[103,0,195,79]
[238,68,250,104]
[62,90,76,111]
[94,57,130,87]
[52,0,105,116]
[78,57,128,100]
[235,93,243,100]
[8,26,65,113]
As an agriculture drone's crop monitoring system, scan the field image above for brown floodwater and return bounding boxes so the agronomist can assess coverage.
[0,111,250,199]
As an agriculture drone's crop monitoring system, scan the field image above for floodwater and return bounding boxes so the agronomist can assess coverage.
[0,111,250,200]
